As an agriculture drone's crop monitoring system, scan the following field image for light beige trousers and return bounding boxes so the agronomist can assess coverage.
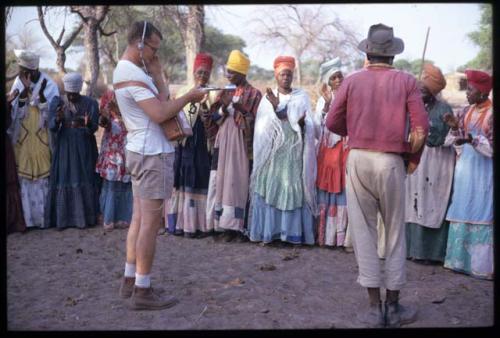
[346,149,407,290]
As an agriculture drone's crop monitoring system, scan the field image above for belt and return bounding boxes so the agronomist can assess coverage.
[63,121,86,128]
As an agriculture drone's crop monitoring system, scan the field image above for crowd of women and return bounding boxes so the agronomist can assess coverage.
[6,47,493,281]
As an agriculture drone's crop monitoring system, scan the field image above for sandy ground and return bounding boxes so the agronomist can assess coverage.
[7,226,493,330]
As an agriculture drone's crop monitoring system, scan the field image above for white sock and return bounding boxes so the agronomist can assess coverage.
[135,273,151,288]
[124,263,136,278]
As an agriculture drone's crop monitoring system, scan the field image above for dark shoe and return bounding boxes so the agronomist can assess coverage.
[173,229,184,236]
[184,232,197,239]
[235,232,249,243]
[223,231,237,242]
[212,231,225,241]
[356,302,385,328]
[384,301,418,328]
[119,277,135,299]
[196,231,213,238]
[127,286,179,311]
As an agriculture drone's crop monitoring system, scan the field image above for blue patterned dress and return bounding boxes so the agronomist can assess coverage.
[444,100,493,279]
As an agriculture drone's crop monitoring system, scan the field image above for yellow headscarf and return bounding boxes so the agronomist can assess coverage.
[226,50,250,75]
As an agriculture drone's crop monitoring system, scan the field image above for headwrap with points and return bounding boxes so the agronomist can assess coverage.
[421,63,447,96]
[465,69,492,95]
[62,72,83,93]
[226,50,250,75]
[194,53,213,71]
[273,56,295,77]
[14,49,40,70]
[319,57,343,84]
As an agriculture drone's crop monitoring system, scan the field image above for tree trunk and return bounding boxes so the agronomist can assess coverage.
[185,5,204,85]
[295,58,302,87]
[83,20,100,98]
[114,32,120,67]
[56,48,67,75]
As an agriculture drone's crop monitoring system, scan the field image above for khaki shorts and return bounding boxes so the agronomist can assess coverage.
[126,150,174,200]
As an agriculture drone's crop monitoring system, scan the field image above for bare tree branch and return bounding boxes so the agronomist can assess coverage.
[70,6,89,23]
[37,6,58,49]
[62,22,83,49]
[98,25,116,37]
[55,27,66,46]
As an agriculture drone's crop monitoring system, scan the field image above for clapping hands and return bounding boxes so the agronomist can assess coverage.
[455,133,473,146]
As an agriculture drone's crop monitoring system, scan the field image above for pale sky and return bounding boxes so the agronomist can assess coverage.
[7,4,484,74]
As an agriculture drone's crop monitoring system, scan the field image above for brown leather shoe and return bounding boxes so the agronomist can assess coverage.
[385,301,418,327]
[127,286,179,311]
[119,276,135,299]
[356,302,385,328]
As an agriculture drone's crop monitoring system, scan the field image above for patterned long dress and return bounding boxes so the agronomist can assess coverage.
[444,99,493,279]
[6,102,26,234]
[96,93,132,229]
[165,86,214,236]
[405,99,455,262]
[44,95,100,229]
[314,95,349,247]
[203,83,262,233]
[9,73,58,228]
[250,89,317,245]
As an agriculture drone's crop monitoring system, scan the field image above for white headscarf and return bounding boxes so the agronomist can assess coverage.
[14,49,40,70]
[319,57,343,84]
[63,72,83,93]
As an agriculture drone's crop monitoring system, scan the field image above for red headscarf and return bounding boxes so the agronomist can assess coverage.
[465,69,492,95]
[273,56,295,77]
[194,53,213,71]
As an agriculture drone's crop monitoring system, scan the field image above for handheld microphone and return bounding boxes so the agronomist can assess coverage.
[201,84,237,92]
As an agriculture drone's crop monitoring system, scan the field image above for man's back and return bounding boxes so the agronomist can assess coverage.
[327,66,427,156]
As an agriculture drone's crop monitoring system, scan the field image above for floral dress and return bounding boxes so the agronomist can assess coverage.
[95,90,132,229]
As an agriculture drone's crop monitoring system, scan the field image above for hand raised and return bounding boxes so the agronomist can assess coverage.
[219,90,232,107]
[39,78,48,102]
[320,83,332,103]
[266,87,279,111]
[19,70,32,90]
[147,55,163,79]
[442,112,459,129]
[56,103,65,121]
[7,89,20,105]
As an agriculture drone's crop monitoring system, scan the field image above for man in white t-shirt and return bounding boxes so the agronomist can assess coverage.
[113,20,206,311]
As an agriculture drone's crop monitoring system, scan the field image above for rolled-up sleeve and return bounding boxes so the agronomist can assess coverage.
[406,79,430,165]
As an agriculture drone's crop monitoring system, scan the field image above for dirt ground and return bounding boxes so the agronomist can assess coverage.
[6,226,493,330]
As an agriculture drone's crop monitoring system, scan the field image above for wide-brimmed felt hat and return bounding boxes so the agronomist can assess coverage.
[358,23,404,56]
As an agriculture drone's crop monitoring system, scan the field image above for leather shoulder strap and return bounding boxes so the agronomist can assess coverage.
[113,80,158,98]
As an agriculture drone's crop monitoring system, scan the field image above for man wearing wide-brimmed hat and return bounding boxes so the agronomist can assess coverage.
[326,24,429,328]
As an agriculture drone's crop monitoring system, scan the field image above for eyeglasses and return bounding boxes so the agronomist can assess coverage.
[144,41,159,54]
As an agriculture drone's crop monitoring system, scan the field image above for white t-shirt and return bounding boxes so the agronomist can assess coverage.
[113,60,174,155]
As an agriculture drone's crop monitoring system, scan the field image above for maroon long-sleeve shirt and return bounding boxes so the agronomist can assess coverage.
[326,66,429,165]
